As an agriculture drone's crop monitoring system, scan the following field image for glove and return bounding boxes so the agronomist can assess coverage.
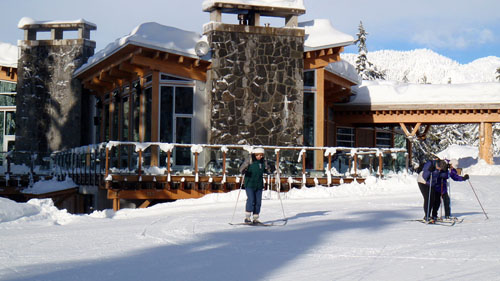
[428,165,436,172]
[463,174,469,180]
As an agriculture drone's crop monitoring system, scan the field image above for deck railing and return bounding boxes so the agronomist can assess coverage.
[49,142,407,189]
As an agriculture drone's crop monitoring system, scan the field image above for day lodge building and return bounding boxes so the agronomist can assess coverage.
[2,0,499,212]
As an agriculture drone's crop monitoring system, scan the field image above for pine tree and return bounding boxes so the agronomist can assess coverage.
[354,21,386,81]
[496,67,500,81]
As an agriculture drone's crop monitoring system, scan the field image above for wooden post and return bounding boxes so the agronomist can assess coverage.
[378,153,383,177]
[222,150,227,191]
[113,197,120,211]
[276,150,280,189]
[105,147,109,178]
[327,153,332,187]
[315,68,325,171]
[479,122,493,164]
[138,149,143,178]
[353,153,358,177]
[194,152,199,189]
[166,150,171,189]
[302,150,306,187]
[151,71,160,166]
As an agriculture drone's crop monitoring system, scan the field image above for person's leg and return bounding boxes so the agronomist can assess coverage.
[418,183,430,218]
[245,187,256,222]
[253,189,263,222]
[431,190,441,219]
[443,193,451,217]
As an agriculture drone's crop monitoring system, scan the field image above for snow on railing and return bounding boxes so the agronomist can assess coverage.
[41,142,408,187]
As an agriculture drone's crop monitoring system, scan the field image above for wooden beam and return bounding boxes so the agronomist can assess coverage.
[119,61,146,77]
[109,67,134,80]
[91,76,113,89]
[131,54,206,81]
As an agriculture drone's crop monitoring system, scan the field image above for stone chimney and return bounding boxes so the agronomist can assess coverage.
[203,1,305,146]
[15,19,96,153]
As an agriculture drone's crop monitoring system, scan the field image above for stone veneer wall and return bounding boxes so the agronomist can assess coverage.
[15,40,95,153]
[206,24,304,146]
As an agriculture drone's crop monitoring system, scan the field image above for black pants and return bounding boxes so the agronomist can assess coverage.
[432,192,451,218]
[418,182,435,219]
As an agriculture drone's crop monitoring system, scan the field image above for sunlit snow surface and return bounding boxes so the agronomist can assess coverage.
[1,150,500,281]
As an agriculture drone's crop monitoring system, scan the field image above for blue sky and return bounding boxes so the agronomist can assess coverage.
[1,0,499,64]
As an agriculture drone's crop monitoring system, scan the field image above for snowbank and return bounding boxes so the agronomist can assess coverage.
[0,198,73,225]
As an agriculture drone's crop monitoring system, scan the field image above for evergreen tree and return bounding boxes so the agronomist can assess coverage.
[496,67,500,81]
[354,21,386,81]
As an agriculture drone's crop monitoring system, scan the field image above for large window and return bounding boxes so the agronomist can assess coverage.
[160,83,194,167]
[337,127,355,147]
[0,81,16,93]
[376,130,392,148]
[144,87,152,142]
[303,92,314,147]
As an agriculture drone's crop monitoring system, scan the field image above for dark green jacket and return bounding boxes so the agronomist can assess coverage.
[240,157,267,190]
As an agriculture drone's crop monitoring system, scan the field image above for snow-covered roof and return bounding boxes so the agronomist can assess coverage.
[300,19,355,52]
[202,0,305,11]
[325,60,361,85]
[17,17,96,29]
[74,22,202,77]
[346,80,500,107]
[0,42,18,68]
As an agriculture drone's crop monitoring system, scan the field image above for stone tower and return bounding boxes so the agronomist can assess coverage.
[15,19,96,153]
[203,1,305,146]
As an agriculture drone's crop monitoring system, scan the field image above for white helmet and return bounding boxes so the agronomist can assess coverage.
[252,147,265,154]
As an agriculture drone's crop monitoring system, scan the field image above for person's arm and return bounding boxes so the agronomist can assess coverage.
[239,158,250,175]
[450,168,468,181]
[422,161,434,181]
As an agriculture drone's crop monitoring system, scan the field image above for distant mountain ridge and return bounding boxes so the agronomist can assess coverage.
[341,48,500,84]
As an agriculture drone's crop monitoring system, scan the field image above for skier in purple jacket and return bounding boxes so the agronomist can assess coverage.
[432,159,469,219]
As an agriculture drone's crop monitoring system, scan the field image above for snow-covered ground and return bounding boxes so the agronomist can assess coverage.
[1,146,500,281]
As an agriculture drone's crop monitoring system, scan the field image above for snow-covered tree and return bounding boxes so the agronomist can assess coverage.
[354,21,386,81]
[496,67,500,81]
[419,74,430,84]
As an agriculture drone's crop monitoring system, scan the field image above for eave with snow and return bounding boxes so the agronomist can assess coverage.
[0,43,18,83]
[74,23,211,93]
[333,80,500,163]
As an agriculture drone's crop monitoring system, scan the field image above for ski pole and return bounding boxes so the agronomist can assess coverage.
[275,172,287,221]
[230,175,245,224]
[467,179,489,219]
[426,173,433,221]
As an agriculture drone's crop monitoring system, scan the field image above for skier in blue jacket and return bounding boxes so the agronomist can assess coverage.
[432,158,469,220]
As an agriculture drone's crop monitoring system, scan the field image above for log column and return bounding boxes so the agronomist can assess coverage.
[479,122,493,164]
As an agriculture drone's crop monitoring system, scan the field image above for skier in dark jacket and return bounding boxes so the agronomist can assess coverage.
[430,160,453,219]
[417,159,439,221]
[239,147,268,224]
[433,159,469,219]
